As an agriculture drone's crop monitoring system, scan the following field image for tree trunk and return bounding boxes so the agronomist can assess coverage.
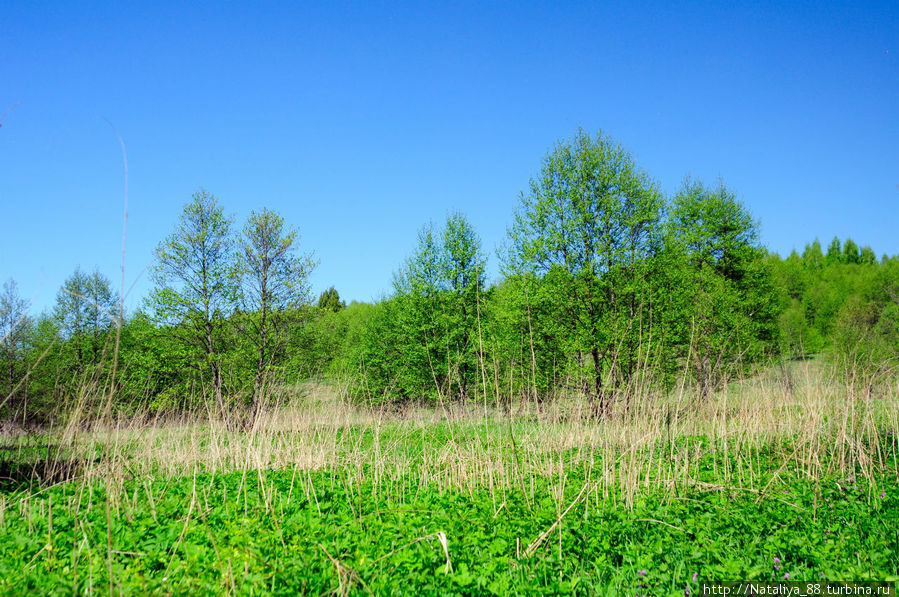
[251,271,269,429]
[252,305,267,425]
[206,320,226,425]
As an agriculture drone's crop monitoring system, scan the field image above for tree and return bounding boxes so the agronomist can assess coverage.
[843,238,860,265]
[802,239,824,269]
[390,214,488,400]
[0,279,31,416]
[860,246,877,265]
[826,237,842,265]
[388,222,449,401]
[440,212,487,399]
[507,129,664,415]
[666,179,779,398]
[238,208,315,417]
[53,267,118,377]
[317,287,345,312]
[21,314,61,422]
[148,190,236,419]
[354,214,488,403]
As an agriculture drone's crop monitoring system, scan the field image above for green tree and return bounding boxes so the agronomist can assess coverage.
[53,267,118,376]
[148,190,236,419]
[0,279,31,416]
[21,314,61,422]
[826,237,842,265]
[116,312,195,412]
[356,214,488,403]
[507,129,664,415]
[843,238,860,265]
[667,179,779,398]
[859,246,877,265]
[389,223,449,401]
[802,239,824,269]
[440,212,487,399]
[317,287,345,312]
[238,208,316,417]
[831,257,899,388]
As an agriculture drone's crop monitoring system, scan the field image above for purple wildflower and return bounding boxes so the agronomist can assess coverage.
[637,569,647,576]
[784,573,790,580]
[692,572,698,583]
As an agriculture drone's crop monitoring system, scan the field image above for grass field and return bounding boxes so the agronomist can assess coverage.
[1,361,897,595]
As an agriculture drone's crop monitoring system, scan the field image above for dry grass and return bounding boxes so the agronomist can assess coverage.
[3,359,896,512]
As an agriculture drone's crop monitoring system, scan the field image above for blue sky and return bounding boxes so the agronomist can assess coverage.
[1,1,897,314]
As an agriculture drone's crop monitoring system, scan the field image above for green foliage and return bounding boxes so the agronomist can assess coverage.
[843,238,860,265]
[666,179,779,396]
[802,239,824,269]
[506,129,665,414]
[483,272,568,403]
[770,238,898,383]
[829,259,899,387]
[147,190,237,414]
[238,208,316,409]
[53,267,118,376]
[0,279,30,413]
[826,237,842,265]
[349,214,488,403]
[317,286,345,312]
[239,208,314,315]
[2,130,897,421]
[860,245,877,265]
[0,451,896,594]
[149,190,237,328]
[439,212,488,399]
[115,313,198,411]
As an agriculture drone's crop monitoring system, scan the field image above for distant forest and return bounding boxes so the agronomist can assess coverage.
[1,130,897,424]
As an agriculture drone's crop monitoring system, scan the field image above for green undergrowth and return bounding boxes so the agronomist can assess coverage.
[0,464,897,595]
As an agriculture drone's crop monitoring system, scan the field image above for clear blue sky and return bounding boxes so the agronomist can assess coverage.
[2,1,897,315]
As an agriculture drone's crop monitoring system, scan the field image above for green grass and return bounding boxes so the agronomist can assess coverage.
[1,362,897,594]
[1,442,897,595]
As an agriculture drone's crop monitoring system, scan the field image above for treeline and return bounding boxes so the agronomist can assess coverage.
[1,130,897,423]
[771,238,899,383]
[0,192,319,424]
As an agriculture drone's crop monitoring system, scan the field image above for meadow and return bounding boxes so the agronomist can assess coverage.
[2,130,897,595]
[1,360,897,595]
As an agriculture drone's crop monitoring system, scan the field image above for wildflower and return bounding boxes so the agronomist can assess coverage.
[692,572,698,583]
[881,492,886,499]
[637,569,647,576]
[784,573,790,580]
[774,556,780,564]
